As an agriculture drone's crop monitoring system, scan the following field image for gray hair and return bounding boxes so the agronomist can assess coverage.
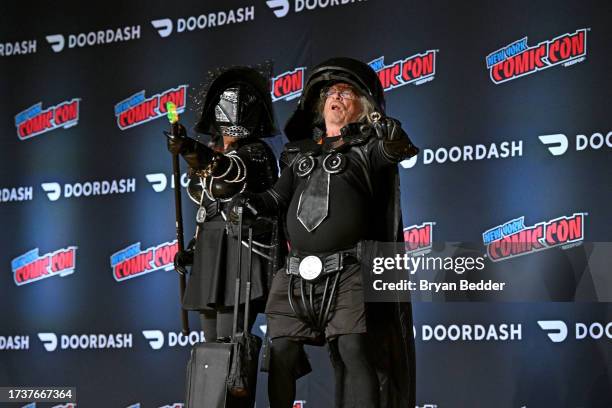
[315,87,376,125]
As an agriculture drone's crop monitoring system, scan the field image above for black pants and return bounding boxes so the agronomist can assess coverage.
[268,334,379,408]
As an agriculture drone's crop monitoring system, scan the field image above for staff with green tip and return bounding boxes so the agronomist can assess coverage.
[166,101,190,335]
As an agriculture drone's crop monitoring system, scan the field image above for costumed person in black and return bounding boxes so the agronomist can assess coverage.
[167,64,281,341]
[230,58,419,407]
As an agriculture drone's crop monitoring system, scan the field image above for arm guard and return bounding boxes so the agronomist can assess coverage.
[195,152,247,201]
[181,140,231,172]
[192,140,277,202]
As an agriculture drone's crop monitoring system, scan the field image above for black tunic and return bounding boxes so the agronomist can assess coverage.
[182,139,279,311]
[271,134,395,253]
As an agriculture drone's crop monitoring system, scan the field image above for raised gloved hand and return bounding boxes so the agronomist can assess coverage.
[174,238,195,276]
[372,117,419,160]
[165,124,193,155]
[165,124,216,169]
[371,117,404,141]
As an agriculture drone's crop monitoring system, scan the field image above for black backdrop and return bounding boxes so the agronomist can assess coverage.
[1,0,611,407]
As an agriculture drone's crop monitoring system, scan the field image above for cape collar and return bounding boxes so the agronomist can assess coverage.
[287,122,374,155]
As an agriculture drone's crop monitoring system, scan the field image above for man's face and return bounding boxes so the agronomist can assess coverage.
[322,83,363,128]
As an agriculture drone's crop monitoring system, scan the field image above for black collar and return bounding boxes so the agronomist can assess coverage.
[286,122,374,155]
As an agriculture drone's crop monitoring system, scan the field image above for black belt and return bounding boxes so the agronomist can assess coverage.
[285,245,360,332]
[286,245,360,282]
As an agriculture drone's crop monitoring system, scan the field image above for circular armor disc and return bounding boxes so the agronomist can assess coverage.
[298,255,323,281]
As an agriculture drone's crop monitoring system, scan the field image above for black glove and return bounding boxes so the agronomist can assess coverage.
[165,123,193,155]
[174,238,195,275]
[165,124,216,169]
[372,117,404,141]
[372,117,419,160]
[228,192,261,224]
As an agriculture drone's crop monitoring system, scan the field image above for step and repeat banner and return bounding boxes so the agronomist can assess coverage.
[1,0,610,407]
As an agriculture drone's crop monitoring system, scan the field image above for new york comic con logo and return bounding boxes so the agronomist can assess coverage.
[114,85,187,130]
[110,241,178,282]
[271,67,305,102]
[404,222,435,255]
[486,28,588,84]
[482,213,586,262]
[369,50,437,91]
[11,247,77,286]
[14,99,80,140]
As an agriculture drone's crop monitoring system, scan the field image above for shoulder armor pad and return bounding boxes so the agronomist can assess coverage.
[285,139,321,154]
[281,139,321,168]
[279,150,295,169]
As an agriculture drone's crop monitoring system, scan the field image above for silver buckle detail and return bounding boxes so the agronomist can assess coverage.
[298,255,323,281]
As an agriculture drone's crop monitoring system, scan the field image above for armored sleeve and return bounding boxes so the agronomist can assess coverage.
[187,141,276,202]
[176,138,223,171]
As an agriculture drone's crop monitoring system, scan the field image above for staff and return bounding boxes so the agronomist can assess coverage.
[166,101,189,335]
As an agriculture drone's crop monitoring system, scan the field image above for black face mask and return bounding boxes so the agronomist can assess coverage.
[192,64,278,140]
[213,84,264,139]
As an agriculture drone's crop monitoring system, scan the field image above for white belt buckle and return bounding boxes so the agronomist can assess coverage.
[298,255,323,281]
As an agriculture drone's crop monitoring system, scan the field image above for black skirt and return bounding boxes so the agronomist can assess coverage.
[182,220,268,311]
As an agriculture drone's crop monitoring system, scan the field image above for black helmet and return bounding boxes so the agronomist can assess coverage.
[284,57,385,141]
[193,63,278,140]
